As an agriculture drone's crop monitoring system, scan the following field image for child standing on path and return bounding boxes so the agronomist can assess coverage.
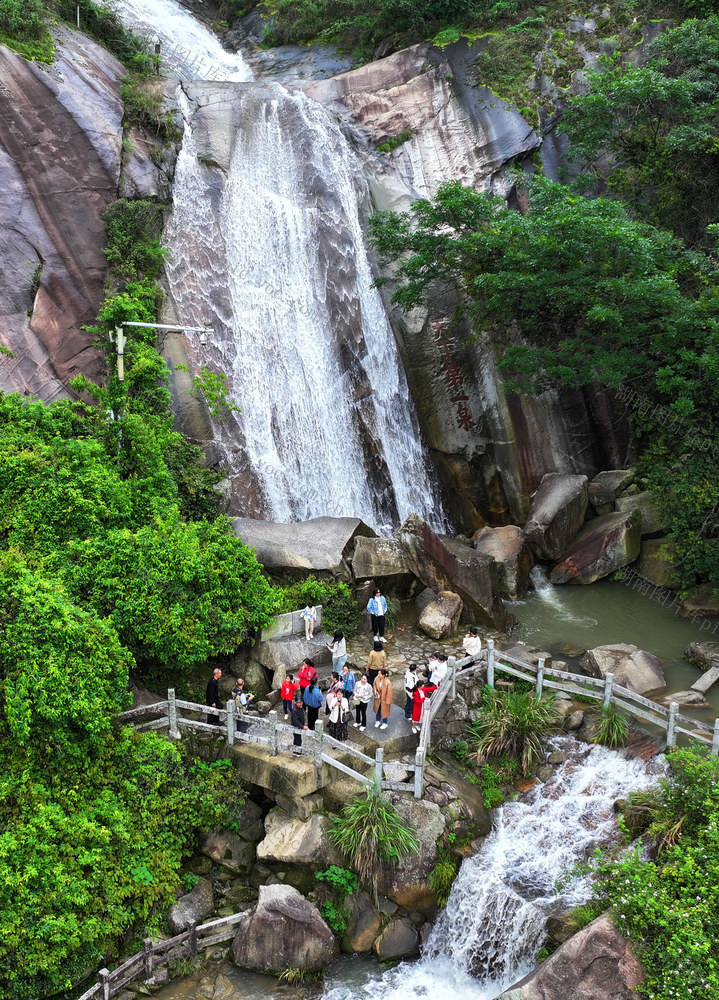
[291,695,308,754]
[281,674,299,718]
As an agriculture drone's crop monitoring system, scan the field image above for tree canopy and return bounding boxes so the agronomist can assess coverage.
[370,178,719,587]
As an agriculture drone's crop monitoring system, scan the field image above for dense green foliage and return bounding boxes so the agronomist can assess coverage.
[592,705,629,749]
[330,784,419,899]
[370,178,719,588]
[561,18,719,247]
[428,849,459,906]
[466,687,558,776]
[586,749,719,1000]
[276,574,361,636]
[0,194,272,996]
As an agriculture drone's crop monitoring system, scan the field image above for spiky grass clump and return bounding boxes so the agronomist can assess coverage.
[592,705,629,749]
[467,687,559,777]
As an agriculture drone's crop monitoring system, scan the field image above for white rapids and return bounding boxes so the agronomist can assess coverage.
[324,737,662,1000]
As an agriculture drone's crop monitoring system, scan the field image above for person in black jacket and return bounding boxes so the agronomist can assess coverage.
[291,695,307,754]
[206,668,223,726]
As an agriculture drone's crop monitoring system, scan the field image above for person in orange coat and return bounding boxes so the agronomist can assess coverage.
[373,668,393,730]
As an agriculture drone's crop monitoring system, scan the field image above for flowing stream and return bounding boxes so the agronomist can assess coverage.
[115,0,445,531]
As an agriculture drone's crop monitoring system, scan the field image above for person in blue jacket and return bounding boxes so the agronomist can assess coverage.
[366,587,388,643]
[303,675,324,731]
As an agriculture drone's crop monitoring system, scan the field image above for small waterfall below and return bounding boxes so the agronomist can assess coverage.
[324,737,662,1000]
[114,0,447,532]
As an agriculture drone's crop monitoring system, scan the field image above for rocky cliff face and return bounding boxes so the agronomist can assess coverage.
[0,26,168,402]
[304,38,633,529]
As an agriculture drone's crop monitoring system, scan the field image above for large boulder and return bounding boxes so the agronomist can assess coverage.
[231,884,337,973]
[549,510,641,585]
[472,525,534,600]
[581,643,666,695]
[201,830,257,875]
[685,641,719,672]
[343,891,382,953]
[679,583,719,618]
[615,490,663,537]
[167,877,214,934]
[397,514,510,629]
[498,913,643,1000]
[377,797,445,913]
[635,537,678,589]
[418,590,463,639]
[373,917,419,960]
[252,632,333,689]
[350,536,416,594]
[587,469,635,511]
[232,516,375,582]
[523,474,589,560]
[256,809,341,867]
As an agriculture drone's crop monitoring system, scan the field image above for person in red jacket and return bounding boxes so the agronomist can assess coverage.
[297,658,317,697]
[281,673,300,719]
[411,683,426,734]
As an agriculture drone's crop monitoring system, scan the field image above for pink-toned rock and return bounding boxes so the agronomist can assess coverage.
[498,913,643,1000]
[550,510,641,585]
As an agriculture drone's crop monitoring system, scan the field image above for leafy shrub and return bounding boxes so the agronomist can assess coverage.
[316,865,358,895]
[181,872,199,892]
[319,900,349,935]
[585,749,719,1000]
[329,784,419,899]
[120,75,181,141]
[592,705,629,749]
[478,763,505,808]
[377,129,413,153]
[0,0,44,39]
[104,199,166,280]
[277,575,361,636]
[467,686,558,776]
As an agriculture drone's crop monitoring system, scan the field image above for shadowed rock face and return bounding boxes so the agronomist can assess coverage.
[0,27,166,402]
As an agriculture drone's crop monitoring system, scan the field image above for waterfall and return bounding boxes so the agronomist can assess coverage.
[113,0,447,532]
[324,737,662,1000]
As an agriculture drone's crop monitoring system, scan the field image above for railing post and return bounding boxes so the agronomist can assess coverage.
[449,656,457,702]
[99,969,110,1000]
[486,638,495,688]
[314,719,324,766]
[413,747,424,799]
[666,702,678,748]
[143,937,154,979]
[536,657,545,699]
[603,672,614,709]
[226,699,235,746]
[188,921,198,958]
[374,746,384,786]
[268,710,278,756]
[712,718,719,757]
[168,688,180,740]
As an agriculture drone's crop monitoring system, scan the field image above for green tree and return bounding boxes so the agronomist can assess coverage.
[560,18,719,246]
[369,178,719,587]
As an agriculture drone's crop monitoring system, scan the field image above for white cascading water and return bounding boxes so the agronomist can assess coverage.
[324,737,662,1000]
[114,0,446,531]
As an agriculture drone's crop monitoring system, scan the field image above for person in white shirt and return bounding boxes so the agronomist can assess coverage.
[404,663,417,720]
[429,653,448,686]
[463,627,482,659]
[353,674,373,731]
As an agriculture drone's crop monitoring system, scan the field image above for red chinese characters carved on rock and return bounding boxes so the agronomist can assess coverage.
[431,319,477,431]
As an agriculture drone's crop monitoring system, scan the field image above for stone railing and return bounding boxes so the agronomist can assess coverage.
[118,691,424,798]
[260,605,323,641]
